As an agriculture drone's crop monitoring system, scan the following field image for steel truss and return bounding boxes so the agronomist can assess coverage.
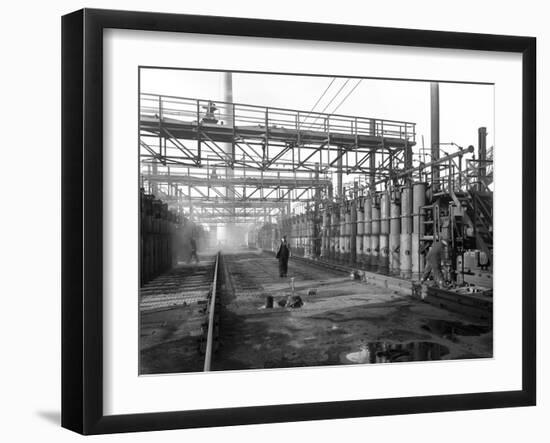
[140,93,415,173]
[139,93,417,224]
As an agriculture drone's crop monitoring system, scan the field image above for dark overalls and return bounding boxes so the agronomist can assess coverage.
[276,241,290,277]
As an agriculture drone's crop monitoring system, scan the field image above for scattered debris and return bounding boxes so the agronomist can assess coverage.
[307,288,317,296]
[412,282,428,300]
[286,295,303,308]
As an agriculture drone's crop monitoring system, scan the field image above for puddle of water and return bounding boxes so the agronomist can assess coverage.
[341,341,449,364]
[421,320,490,341]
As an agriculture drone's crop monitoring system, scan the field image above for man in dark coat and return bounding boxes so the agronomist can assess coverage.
[276,236,291,277]
[188,237,200,264]
[420,239,447,286]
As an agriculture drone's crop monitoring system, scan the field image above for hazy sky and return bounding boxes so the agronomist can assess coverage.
[140,68,494,158]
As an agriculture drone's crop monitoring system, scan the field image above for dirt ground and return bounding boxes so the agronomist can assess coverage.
[140,249,492,374]
[213,251,492,371]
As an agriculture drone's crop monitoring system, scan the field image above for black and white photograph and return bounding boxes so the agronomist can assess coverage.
[138,69,494,374]
[2,0,544,440]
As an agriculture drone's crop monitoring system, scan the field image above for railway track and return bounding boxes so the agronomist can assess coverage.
[139,252,220,374]
[139,258,216,312]
[203,252,220,371]
[140,249,346,373]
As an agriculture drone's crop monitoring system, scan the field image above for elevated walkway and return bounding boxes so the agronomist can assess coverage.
[140,94,416,163]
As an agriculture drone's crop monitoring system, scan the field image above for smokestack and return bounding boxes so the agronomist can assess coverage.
[430,82,440,190]
[219,72,237,243]
[224,72,233,125]
[224,72,234,189]
[224,72,235,219]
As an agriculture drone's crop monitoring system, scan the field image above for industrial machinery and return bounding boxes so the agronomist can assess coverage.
[139,82,493,297]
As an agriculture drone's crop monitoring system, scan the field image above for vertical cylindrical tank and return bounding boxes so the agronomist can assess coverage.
[379,191,390,273]
[321,206,330,258]
[350,199,357,265]
[326,211,332,259]
[296,215,301,255]
[332,205,340,262]
[294,214,300,255]
[400,186,413,278]
[303,213,309,257]
[390,194,401,274]
[303,213,307,251]
[308,213,313,258]
[356,199,364,266]
[363,195,372,269]
[295,215,300,253]
[371,195,380,271]
[339,205,346,263]
[321,209,328,257]
[412,182,426,234]
[412,182,426,277]
[328,208,335,260]
[294,215,299,251]
[304,213,310,257]
[302,213,307,257]
[344,205,352,263]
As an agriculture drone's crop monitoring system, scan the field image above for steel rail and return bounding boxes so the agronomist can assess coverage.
[203,251,220,372]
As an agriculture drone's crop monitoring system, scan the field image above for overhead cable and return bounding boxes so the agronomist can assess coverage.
[330,79,363,115]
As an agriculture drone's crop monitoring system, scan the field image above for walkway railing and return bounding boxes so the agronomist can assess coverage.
[141,93,416,143]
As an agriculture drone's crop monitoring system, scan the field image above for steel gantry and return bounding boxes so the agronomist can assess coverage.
[139,93,416,224]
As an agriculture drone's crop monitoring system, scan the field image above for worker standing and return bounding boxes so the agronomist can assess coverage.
[276,236,291,277]
[420,239,447,287]
[188,237,200,264]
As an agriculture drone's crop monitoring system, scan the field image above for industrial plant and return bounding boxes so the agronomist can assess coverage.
[139,71,493,374]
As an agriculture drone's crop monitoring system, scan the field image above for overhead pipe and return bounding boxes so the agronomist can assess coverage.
[373,146,474,186]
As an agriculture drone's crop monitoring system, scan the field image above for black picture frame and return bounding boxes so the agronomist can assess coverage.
[61,8,536,435]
